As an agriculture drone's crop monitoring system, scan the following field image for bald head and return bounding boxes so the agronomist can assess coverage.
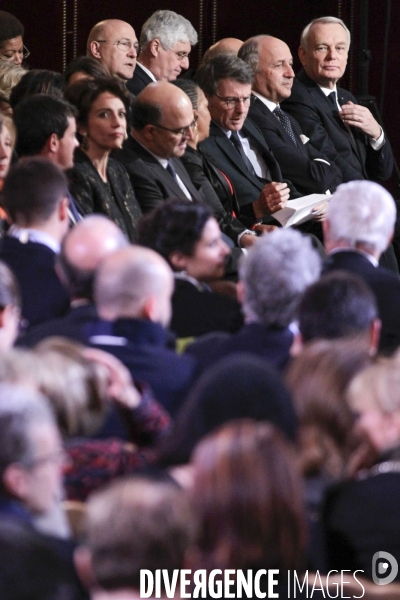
[239,35,294,103]
[87,19,138,81]
[202,38,243,64]
[131,81,195,158]
[57,215,128,301]
[95,245,174,325]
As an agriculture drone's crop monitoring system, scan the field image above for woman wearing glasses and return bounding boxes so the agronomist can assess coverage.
[0,11,28,66]
[66,77,142,242]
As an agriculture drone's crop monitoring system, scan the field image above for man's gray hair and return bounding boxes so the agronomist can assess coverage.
[140,10,198,49]
[239,229,321,328]
[196,54,254,97]
[238,36,266,75]
[327,180,396,255]
[0,384,55,483]
[300,16,351,50]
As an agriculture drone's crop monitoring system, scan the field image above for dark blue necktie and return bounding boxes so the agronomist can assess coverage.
[273,106,298,148]
[230,131,256,176]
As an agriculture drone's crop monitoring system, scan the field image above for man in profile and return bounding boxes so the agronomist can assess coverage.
[87,19,139,83]
[126,10,197,95]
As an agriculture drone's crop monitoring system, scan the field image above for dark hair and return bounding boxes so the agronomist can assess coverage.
[2,157,68,224]
[13,94,76,157]
[0,261,21,310]
[172,78,199,109]
[157,353,297,467]
[0,11,24,47]
[65,76,132,131]
[64,55,109,84]
[298,271,378,342]
[9,69,66,109]
[196,54,253,96]
[190,420,306,572]
[138,199,212,268]
[131,97,162,131]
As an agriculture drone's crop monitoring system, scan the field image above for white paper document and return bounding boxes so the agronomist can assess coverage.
[272,194,328,228]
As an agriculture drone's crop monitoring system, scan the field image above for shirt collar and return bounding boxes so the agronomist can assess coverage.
[318,84,338,97]
[136,62,157,81]
[252,92,278,112]
[8,225,60,254]
[329,246,379,267]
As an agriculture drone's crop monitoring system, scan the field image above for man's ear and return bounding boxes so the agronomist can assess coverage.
[142,295,157,321]
[298,45,307,67]
[322,219,331,249]
[236,280,245,305]
[74,546,97,591]
[2,464,29,501]
[290,330,304,357]
[149,38,161,58]
[169,250,187,272]
[58,196,70,222]
[369,318,381,356]
[89,41,102,59]
[47,133,59,155]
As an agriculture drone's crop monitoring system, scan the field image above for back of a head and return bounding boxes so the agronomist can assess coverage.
[9,69,66,110]
[326,180,396,255]
[2,157,68,226]
[0,383,55,495]
[190,419,305,571]
[298,271,378,343]
[94,245,173,321]
[0,11,24,47]
[196,53,253,97]
[58,215,128,301]
[158,353,296,467]
[140,10,198,49]
[0,61,27,100]
[239,229,321,328]
[13,94,76,157]
[85,477,194,591]
[201,37,243,65]
[64,55,109,85]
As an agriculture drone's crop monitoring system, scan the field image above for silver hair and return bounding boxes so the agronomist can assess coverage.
[327,180,396,255]
[0,384,55,481]
[139,10,198,50]
[239,229,321,328]
[300,16,351,50]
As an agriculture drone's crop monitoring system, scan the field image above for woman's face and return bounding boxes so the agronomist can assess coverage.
[83,92,126,152]
[181,217,230,281]
[195,88,211,143]
[0,123,13,180]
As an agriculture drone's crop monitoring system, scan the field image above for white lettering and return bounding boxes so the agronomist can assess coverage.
[140,570,153,598]
[254,569,266,598]
[162,569,179,598]
[237,570,253,598]
[193,569,207,598]
[268,570,279,598]
[311,571,325,598]
[209,569,222,598]
[352,571,365,598]
[224,570,236,598]
[325,570,339,598]
[180,569,191,598]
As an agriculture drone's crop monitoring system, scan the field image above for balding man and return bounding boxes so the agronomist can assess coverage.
[89,245,196,414]
[87,19,139,83]
[114,81,204,213]
[239,35,342,196]
[126,10,197,96]
[201,37,243,64]
[18,215,128,347]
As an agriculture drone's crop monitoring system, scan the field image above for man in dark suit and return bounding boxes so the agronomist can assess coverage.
[238,35,343,196]
[0,158,70,328]
[186,228,321,375]
[17,215,128,347]
[322,180,400,354]
[282,16,393,184]
[89,245,196,415]
[126,10,197,96]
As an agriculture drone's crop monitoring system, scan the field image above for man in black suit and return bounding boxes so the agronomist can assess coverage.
[0,158,70,328]
[282,16,393,184]
[239,35,343,196]
[18,215,128,347]
[196,54,327,227]
[322,180,400,354]
[126,10,197,96]
[89,245,196,415]
[186,228,321,375]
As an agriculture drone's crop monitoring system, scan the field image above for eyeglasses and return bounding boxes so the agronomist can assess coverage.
[0,45,30,62]
[96,40,141,56]
[168,49,190,61]
[153,119,197,137]
[214,93,252,109]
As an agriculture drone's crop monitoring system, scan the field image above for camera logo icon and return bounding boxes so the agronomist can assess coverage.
[372,551,398,585]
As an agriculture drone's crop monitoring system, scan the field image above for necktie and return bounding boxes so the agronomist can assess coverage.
[166,160,178,182]
[166,160,192,200]
[273,106,299,148]
[327,91,338,109]
[230,131,256,176]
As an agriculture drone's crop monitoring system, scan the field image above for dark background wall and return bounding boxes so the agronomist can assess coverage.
[3,0,399,194]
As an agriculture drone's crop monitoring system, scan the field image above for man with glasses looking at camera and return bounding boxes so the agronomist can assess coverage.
[87,19,139,84]
[0,10,29,65]
[126,10,197,96]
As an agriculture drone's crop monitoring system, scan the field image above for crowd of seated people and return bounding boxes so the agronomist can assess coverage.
[1,7,400,599]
